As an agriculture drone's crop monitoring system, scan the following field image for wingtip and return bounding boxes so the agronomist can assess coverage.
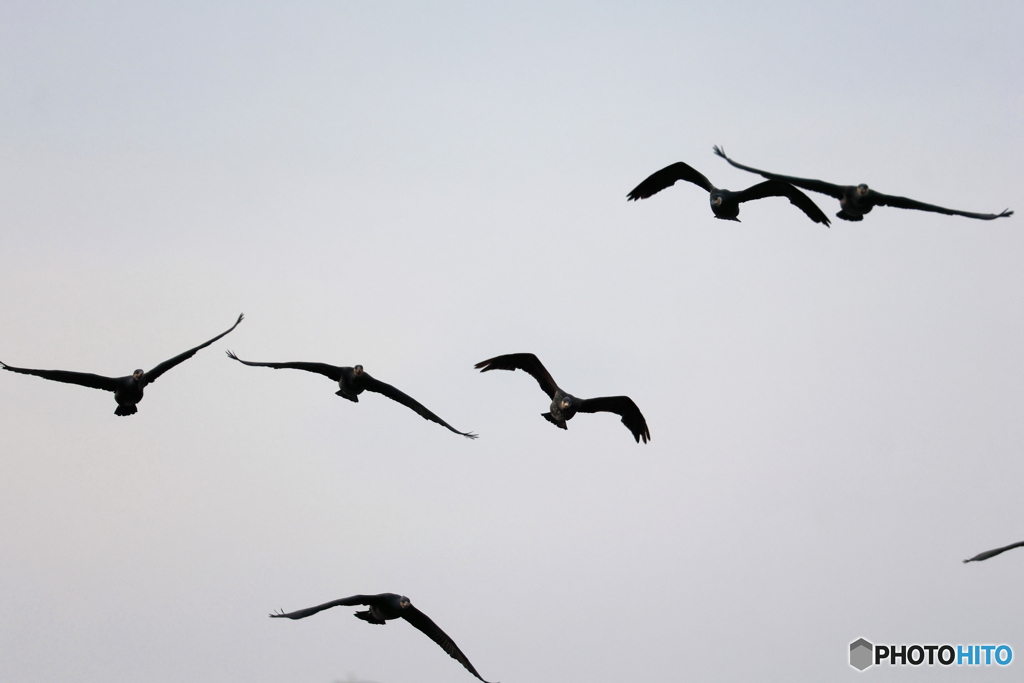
[712,144,725,158]
[463,432,479,440]
[225,349,237,360]
[237,312,245,324]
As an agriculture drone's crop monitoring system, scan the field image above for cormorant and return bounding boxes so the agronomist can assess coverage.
[0,313,244,416]
[963,540,1024,563]
[270,593,494,683]
[474,353,650,443]
[627,158,831,226]
[226,351,477,438]
[714,146,1013,222]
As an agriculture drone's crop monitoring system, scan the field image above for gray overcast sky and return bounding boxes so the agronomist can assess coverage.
[1,1,1022,681]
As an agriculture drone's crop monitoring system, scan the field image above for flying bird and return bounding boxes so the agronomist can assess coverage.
[474,353,650,443]
[270,593,494,683]
[963,540,1024,563]
[627,157,831,226]
[713,145,1014,222]
[226,351,477,438]
[1,314,244,416]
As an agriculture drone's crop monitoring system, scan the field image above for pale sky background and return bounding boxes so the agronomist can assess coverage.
[1,2,1023,682]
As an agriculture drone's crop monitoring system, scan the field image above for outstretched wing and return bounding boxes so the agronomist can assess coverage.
[734,180,832,227]
[963,540,1024,563]
[144,313,245,385]
[627,161,715,200]
[401,606,495,683]
[269,595,383,620]
[474,353,559,399]
[713,146,846,200]
[576,395,650,444]
[360,374,477,439]
[0,361,120,392]
[225,350,343,382]
[869,190,1013,220]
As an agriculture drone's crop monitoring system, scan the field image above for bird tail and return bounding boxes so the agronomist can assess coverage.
[836,210,863,222]
[354,610,386,625]
[335,390,359,403]
[541,412,567,430]
[114,404,138,416]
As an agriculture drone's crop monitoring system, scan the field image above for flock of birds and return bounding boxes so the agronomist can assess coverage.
[1,146,1016,681]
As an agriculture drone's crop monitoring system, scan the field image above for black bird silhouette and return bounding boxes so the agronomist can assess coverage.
[1,314,244,416]
[963,540,1024,563]
[627,157,831,226]
[270,593,494,683]
[474,353,650,443]
[714,145,1013,222]
[226,351,476,438]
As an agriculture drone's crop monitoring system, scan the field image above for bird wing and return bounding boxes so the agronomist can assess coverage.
[576,395,650,443]
[963,540,1024,563]
[0,361,120,392]
[713,146,846,200]
[359,373,477,439]
[474,353,559,399]
[143,313,244,385]
[269,595,383,619]
[733,180,832,226]
[401,606,495,683]
[225,350,343,382]
[868,190,1014,220]
[627,161,715,200]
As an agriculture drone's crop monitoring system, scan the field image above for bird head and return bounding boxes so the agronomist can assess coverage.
[132,369,144,381]
[353,365,364,376]
[399,596,411,609]
[856,184,869,196]
[559,396,573,410]
[710,196,723,207]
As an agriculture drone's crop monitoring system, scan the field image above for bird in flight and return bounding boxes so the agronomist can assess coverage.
[475,353,650,443]
[270,593,495,683]
[963,540,1024,563]
[713,145,1013,222]
[226,351,477,438]
[1,313,244,416]
[627,157,831,226]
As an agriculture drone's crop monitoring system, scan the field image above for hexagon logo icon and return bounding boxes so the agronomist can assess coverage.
[850,638,873,671]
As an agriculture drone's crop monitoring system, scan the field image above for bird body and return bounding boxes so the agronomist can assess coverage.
[713,146,1013,222]
[543,389,578,429]
[627,158,831,226]
[1,314,244,416]
[226,352,477,438]
[475,352,650,443]
[271,593,494,682]
[335,364,375,401]
[113,372,145,415]
[837,185,875,221]
[707,188,743,222]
